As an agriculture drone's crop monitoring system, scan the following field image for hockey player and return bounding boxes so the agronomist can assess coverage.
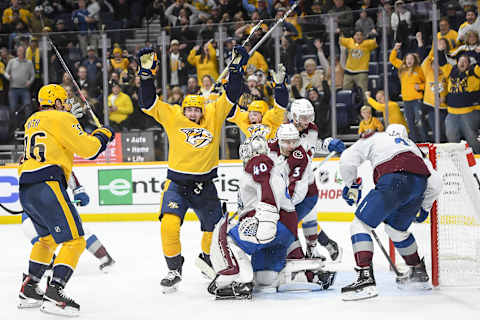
[208,135,335,299]
[226,64,288,140]
[17,84,114,316]
[137,45,249,293]
[339,124,442,301]
[288,98,345,261]
[21,170,115,273]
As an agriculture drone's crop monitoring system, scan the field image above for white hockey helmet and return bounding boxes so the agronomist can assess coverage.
[386,124,408,140]
[276,123,300,155]
[239,134,270,165]
[290,98,314,124]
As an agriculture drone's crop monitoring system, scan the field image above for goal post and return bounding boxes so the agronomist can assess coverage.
[389,142,480,287]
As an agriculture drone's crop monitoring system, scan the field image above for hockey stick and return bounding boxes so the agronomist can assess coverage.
[48,38,102,128]
[313,150,336,171]
[212,19,264,91]
[0,203,23,215]
[370,229,406,279]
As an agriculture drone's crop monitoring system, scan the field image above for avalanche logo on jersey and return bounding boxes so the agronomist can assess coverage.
[292,150,303,160]
[180,128,213,148]
[247,124,270,138]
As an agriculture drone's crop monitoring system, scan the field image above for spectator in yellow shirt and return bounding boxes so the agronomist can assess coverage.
[243,41,268,74]
[389,42,426,142]
[438,17,458,52]
[358,105,384,135]
[187,40,219,86]
[340,30,377,97]
[109,47,129,74]
[365,90,408,131]
[2,0,32,27]
[108,82,134,130]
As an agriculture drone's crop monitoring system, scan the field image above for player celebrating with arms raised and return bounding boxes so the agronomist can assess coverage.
[137,45,249,293]
[17,84,114,316]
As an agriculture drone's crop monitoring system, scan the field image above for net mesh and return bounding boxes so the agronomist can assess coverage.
[432,143,480,286]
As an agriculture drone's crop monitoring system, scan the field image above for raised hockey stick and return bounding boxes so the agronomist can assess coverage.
[314,150,336,171]
[48,38,102,128]
[0,203,23,215]
[212,19,264,90]
[370,229,407,279]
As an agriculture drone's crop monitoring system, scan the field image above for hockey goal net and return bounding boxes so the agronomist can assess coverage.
[389,142,480,287]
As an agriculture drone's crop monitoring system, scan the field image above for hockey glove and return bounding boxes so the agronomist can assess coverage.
[323,137,346,153]
[137,48,158,79]
[342,177,362,206]
[70,102,84,118]
[415,208,429,223]
[92,126,115,142]
[73,186,90,206]
[270,64,286,85]
[229,45,249,74]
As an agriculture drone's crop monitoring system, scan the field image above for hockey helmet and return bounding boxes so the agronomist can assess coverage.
[239,134,270,165]
[247,100,269,116]
[38,84,69,110]
[276,123,300,155]
[386,124,408,140]
[290,98,314,124]
[182,94,205,113]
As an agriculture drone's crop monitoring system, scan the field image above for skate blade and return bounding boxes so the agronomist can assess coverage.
[40,301,79,317]
[215,294,252,300]
[194,256,216,280]
[17,297,42,309]
[397,281,432,291]
[342,286,378,301]
[278,282,325,292]
[161,285,179,294]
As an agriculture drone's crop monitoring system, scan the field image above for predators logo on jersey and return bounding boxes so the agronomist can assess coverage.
[247,124,270,138]
[180,128,213,148]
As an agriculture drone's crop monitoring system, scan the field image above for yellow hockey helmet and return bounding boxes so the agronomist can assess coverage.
[182,94,205,113]
[247,100,269,116]
[38,84,68,108]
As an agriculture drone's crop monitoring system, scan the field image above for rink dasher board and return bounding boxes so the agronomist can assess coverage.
[2,155,473,224]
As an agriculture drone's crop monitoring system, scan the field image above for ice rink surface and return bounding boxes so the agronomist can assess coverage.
[1,220,479,320]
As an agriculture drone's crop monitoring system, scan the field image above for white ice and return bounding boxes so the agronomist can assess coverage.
[1,221,479,320]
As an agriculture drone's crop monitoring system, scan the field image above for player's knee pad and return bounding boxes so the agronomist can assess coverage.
[161,213,181,257]
[255,270,279,287]
[55,236,86,269]
[21,216,38,244]
[30,234,58,264]
[350,216,372,237]
[201,231,213,255]
[384,224,410,243]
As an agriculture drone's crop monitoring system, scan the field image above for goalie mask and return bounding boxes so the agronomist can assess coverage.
[290,98,314,130]
[276,123,300,157]
[239,134,269,165]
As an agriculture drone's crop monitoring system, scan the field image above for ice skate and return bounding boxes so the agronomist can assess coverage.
[161,269,182,294]
[18,274,44,309]
[40,280,80,317]
[99,253,116,273]
[342,265,378,301]
[310,269,336,290]
[324,239,343,262]
[195,252,215,279]
[215,282,254,300]
[397,258,431,290]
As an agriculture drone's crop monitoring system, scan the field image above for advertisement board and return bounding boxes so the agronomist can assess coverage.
[0,158,376,224]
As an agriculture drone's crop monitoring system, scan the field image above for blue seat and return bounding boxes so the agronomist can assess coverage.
[369,62,379,75]
[336,103,349,132]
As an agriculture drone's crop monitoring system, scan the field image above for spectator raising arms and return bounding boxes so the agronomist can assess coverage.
[389,42,426,142]
[340,29,377,97]
[187,40,219,87]
[365,90,408,132]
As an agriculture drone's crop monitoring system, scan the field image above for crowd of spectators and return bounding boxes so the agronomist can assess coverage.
[0,0,479,154]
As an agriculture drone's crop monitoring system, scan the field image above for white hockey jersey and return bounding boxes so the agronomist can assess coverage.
[339,131,430,187]
[268,141,317,206]
[239,153,298,236]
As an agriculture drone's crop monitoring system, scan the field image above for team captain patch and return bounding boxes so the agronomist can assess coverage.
[180,128,213,148]
[292,150,303,159]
